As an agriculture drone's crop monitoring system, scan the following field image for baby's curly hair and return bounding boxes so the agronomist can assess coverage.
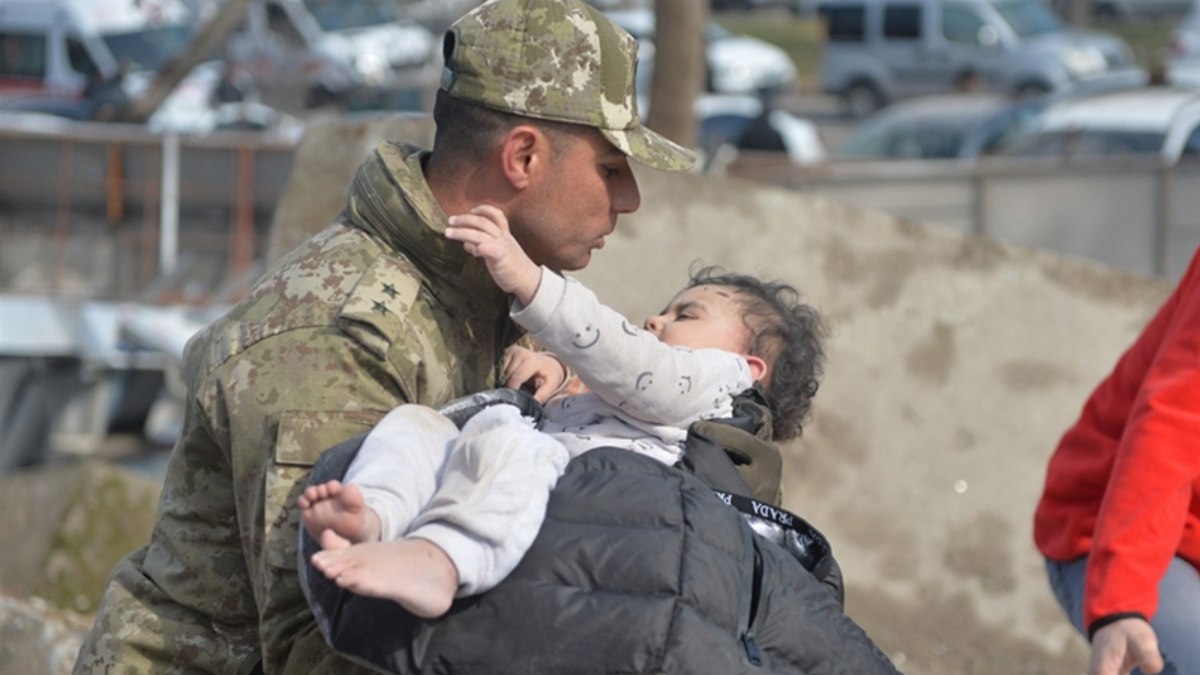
[687,266,828,442]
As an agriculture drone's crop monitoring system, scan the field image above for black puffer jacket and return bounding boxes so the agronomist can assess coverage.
[299,406,900,674]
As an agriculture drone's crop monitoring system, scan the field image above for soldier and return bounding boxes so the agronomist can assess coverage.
[73,0,694,672]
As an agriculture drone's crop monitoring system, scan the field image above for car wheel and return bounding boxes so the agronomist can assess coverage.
[842,81,884,119]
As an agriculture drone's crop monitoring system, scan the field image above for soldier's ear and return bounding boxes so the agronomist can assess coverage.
[498,124,550,191]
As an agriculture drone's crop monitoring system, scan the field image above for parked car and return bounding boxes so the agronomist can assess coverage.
[990,85,1200,164]
[833,91,1048,159]
[1165,2,1200,87]
[694,93,827,167]
[223,0,438,112]
[605,8,797,95]
[817,0,1146,118]
[1051,0,1193,19]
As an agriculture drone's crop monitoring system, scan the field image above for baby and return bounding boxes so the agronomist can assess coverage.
[298,205,826,619]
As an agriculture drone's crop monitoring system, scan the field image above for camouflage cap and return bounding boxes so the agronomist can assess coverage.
[441,0,695,172]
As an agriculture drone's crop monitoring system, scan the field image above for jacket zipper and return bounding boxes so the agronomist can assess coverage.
[740,531,765,667]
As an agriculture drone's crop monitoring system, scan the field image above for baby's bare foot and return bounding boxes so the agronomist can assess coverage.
[297,480,379,544]
[311,538,459,618]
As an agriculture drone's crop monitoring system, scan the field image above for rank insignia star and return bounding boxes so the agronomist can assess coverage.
[372,300,389,314]
[381,283,399,299]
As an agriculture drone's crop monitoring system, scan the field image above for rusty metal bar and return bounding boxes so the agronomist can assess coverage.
[141,143,161,290]
[106,142,125,224]
[231,145,256,276]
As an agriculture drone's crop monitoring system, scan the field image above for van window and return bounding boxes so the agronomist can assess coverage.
[102,25,193,73]
[304,0,398,32]
[0,32,46,80]
[943,4,987,44]
[883,5,922,40]
[822,5,866,42]
[266,3,306,46]
[66,38,101,79]
[992,0,1061,37]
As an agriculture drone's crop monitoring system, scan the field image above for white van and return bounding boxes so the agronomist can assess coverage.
[0,0,220,131]
[818,0,1147,117]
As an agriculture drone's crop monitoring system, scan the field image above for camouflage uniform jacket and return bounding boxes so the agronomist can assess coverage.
[74,142,520,675]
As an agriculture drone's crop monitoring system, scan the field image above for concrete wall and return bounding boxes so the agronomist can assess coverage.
[730,153,1200,282]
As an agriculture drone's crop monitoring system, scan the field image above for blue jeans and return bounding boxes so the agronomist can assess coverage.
[1046,556,1200,675]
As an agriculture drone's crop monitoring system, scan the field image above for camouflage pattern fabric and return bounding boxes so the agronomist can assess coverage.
[442,0,695,172]
[73,142,520,674]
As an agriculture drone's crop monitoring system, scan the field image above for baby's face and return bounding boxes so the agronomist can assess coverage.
[642,284,751,356]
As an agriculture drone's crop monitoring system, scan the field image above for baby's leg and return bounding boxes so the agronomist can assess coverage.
[340,404,461,542]
[311,537,458,619]
[310,404,567,616]
[298,479,379,544]
[410,404,569,595]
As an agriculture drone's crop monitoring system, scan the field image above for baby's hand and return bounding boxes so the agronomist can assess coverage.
[504,346,567,403]
[446,205,541,305]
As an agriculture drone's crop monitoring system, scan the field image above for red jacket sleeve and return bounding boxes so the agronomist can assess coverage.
[1083,251,1200,630]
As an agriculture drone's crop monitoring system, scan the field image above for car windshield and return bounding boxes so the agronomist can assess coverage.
[997,129,1166,157]
[303,0,397,31]
[839,119,970,159]
[101,24,194,73]
[992,0,1062,37]
[967,103,1045,155]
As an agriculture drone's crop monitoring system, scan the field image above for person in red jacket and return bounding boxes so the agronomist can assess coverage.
[1034,246,1200,675]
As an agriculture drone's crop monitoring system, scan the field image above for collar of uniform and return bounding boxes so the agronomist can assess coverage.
[344,141,504,312]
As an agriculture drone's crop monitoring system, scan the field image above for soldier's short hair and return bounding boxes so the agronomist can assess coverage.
[431,89,587,163]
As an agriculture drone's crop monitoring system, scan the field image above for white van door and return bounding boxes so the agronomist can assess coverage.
[937,1,1009,90]
[876,1,956,97]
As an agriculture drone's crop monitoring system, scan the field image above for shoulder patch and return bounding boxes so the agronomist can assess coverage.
[337,254,423,360]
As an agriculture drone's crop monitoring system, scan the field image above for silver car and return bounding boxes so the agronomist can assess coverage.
[992,85,1200,165]
[818,0,1146,117]
[605,8,797,95]
[834,92,1049,160]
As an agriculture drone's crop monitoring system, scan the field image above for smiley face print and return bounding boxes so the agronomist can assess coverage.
[677,375,693,395]
[573,324,601,349]
[635,371,653,391]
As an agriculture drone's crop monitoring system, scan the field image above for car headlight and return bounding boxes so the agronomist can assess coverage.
[1062,46,1106,78]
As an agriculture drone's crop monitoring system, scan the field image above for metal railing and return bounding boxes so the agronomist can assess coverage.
[727,152,1200,280]
[3,118,1196,302]
[0,117,297,300]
